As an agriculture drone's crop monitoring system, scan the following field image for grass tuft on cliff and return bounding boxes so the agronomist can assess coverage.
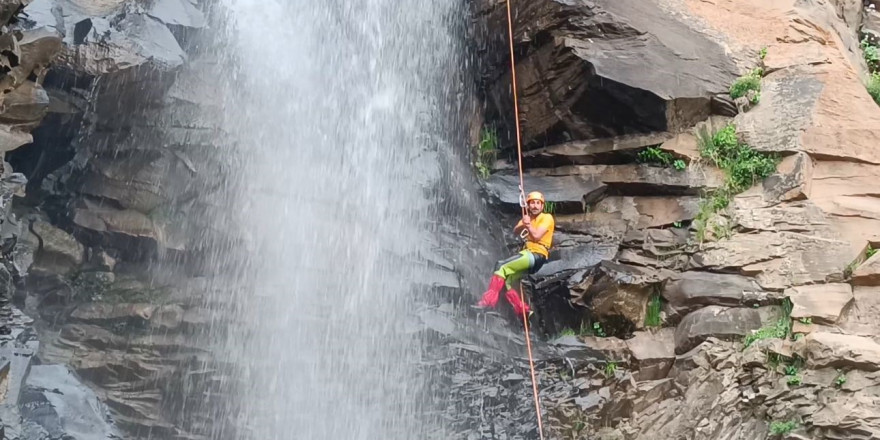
[694,124,779,243]
[868,72,880,105]
[475,127,498,179]
[729,68,763,104]
[743,298,793,348]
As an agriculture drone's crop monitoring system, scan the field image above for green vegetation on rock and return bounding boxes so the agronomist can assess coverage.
[475,127,498,179]
[695,124,779,243]
[645,293,662,327]
[743,298,792,348]
[769,420,798,436]
[729,68,763,104]
[860,37,880,105]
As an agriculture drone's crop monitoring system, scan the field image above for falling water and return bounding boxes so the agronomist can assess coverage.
[204,1,474,438]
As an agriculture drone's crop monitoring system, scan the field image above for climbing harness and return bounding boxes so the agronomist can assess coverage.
[504,0,546,438]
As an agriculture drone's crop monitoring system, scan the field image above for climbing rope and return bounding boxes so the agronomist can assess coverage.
[504,0,546,438]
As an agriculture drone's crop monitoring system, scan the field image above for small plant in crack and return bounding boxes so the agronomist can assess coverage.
[693,124,779,243]
[798,317,812,325]
[729,67,763,103]
[835,370,847,387]
[769,420,798,436]
[637,146,675,167]
[475,127,498,179]
[645,293,662,327]
[868,72,880,105]
[868,244,878,259]
[559,328,576,337]
[759,46,768,60]
[743,298,792,348]
[592,321,607,338]
[604,361,617,378]
[862,36,880,72]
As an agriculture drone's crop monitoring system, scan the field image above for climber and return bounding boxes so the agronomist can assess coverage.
[477,190,555,320]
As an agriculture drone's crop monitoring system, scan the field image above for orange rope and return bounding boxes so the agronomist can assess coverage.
[504,0,545,438]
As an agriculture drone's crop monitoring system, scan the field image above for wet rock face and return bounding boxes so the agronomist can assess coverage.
[0,305,120,440]
[0,0,62,363]
[20,364,120,440]
[10,0,222,266]
[29,274,238,439]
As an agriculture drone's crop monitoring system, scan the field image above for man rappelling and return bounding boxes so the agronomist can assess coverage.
[477,190,555,321]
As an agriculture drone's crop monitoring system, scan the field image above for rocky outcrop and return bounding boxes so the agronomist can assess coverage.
[33,274,236,438]
[12,0,227,265]
[475,0,739,149]
[852,253,880,285]
[787,283,853,325]
[19,364,120,439]
[674,306,781,354]
[475,0,880,437]
[0,305,119,439]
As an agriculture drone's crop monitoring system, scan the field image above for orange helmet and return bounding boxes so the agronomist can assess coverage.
[526,191,545,203]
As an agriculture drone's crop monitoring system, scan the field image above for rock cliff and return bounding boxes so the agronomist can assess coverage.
[473,0,880,438]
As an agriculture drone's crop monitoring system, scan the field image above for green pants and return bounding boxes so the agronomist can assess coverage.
[493,250,537,290]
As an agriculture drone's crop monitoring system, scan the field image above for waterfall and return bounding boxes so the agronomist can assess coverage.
[203,1,475,438]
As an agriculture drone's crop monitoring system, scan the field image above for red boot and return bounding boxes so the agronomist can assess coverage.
[505,288,531,319]
[477,275,506,308]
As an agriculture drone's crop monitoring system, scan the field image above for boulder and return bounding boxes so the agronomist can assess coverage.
[529,164,724,194]
[591,196,700,229]
[802,332,880,371]
[0,81,50,128]
[737,74,824,154]
[759,152,813,204]
[0,125,32,152]
[147,0,207,28]
[626,329,676,381]
[555,213,628,240]
[70,303,156,325]
[522,131,675,166]
[839,286,880,338]
[486,165,722,207]
[811,394,880,439]
[659,132,701,161]
[631,378,677,414]
[662,271,764,317]
[478,0,738,147]
[78,153,170,213]
[30,219,84,276]
[674,306,780,354]
[70,199,174,259]
[45,12,186,75]
[581,262,668,331]
[787,283,853,325]
[731,201,833,235]
[484,173,604,206]
[534,232,619,277]
[690,231,853,290]
[580,336,631,364]
[852,253,880,286]
[14,27,63,86]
